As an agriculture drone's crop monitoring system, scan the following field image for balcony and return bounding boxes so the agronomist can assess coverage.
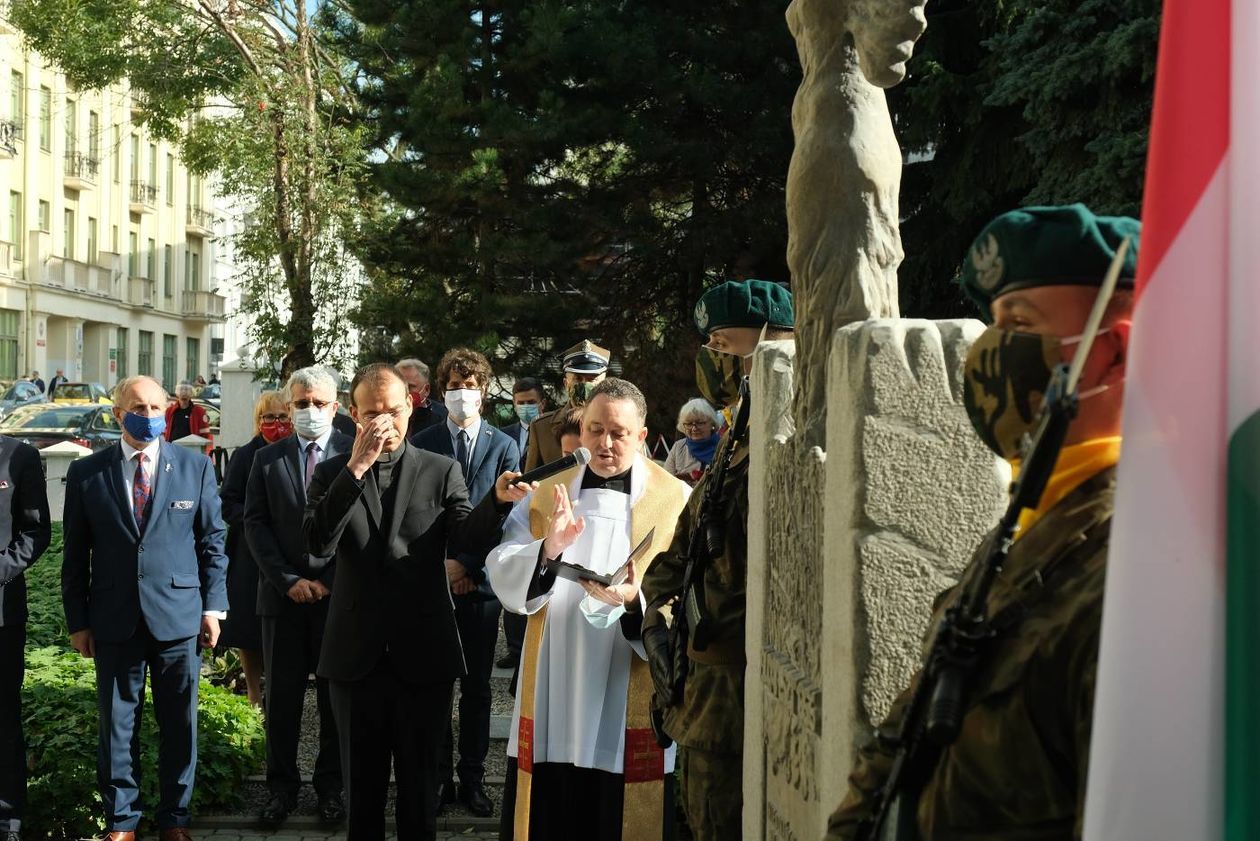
[128,276,155,308]
[186,205,218,238]
[0,119,19,155]
[64,152,99,191]
[181,289,226,320]
[41,255,119,298]
[129,180,157,214]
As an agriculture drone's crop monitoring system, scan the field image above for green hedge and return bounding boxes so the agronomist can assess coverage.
[19,525,265,839]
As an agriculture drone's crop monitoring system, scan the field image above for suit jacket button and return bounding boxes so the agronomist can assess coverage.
[137,573,144,580]
[138,546,145,553]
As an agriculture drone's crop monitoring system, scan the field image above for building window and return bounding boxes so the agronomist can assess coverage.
[37,200,49,232]
[187,249,200,291]
[0,311,18,381]
[112,126,120,183]
[63,209,74,259]
[111,224,118,253]
[162,333,176,389]
[129,134,139,181]
[38,87,50,151]
[138,330,153,376]
[88,111,99,160]
[164,245,172,298]
[9,72,23,127]
[146,238,156,280]
[166,154,174,205]
[6,192,19,260]
[148,142,157,189]
[87,217,97,264]
[128,231,138,277]
[64,98,76,155]
[186,337,199,382]
[116,327,129,379]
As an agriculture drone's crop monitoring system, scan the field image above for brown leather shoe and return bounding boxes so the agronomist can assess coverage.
[104,833,136,841]
[159,830,194,841]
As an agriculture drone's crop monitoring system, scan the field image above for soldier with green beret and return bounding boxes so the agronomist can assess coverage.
[641,279,793,841]
[827,204,1138,840]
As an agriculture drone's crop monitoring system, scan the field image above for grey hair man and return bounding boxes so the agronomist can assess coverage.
[397,357,449,437]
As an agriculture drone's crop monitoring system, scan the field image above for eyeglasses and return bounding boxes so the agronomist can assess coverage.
[260,413,290,423]
[681,421,711,429]
[291,399,331,410]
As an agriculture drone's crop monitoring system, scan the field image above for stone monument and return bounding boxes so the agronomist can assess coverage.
[786,0,928,446]
[742,1,1013,838]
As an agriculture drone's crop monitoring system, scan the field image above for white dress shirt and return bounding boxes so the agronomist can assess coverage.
[120,437,225,619]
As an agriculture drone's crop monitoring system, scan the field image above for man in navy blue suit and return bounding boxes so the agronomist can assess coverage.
[62,375,228,841]
[412,349,521,818]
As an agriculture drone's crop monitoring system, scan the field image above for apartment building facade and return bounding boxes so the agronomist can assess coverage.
[0,16,227,391]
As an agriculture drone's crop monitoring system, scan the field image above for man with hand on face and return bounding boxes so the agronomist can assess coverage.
[412,348,521,818]
[488,378,691,841]
[245,367,353,828]
[304,363,533,841]
[62,375,228,841]
[397,358,449,438]
[522,340,610,472]
[826,205,1137,841]
[641,279,793,841]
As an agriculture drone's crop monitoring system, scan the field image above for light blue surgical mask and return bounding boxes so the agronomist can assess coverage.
[515,403,541,425]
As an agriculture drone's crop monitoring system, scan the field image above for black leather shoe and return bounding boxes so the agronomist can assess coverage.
[459,780,494,817]
[317,792,346,825]
[437,779,457,815]
[496,652,518,669]
[258,794,295,829]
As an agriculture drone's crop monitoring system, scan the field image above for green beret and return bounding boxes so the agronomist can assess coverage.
[694,279,794,335]
[958,204,1141,317]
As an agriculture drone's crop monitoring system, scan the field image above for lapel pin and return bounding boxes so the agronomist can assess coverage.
[164,463,172,472]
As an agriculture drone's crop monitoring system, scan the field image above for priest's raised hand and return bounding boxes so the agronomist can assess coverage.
[542,483,586,561]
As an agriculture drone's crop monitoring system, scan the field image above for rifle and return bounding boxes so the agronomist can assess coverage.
[650,376,752,747]
[855,238,1130,841]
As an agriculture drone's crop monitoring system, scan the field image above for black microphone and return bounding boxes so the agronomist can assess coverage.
[513,447,591,485]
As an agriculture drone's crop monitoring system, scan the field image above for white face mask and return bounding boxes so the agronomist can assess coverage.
[444,388,482,423]
[293,406,332,439]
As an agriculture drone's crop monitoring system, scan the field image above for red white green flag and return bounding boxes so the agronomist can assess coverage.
[1083,0,1258,839]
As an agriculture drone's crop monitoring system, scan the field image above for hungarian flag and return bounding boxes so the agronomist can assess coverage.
[1083,0,1259,839]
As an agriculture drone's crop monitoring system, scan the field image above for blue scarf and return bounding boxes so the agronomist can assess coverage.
[685,433,720,467]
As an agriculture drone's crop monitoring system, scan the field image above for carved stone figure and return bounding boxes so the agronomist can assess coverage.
[786,0,928,445]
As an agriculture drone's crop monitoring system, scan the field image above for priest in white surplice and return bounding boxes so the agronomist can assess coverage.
[488,378,690,841]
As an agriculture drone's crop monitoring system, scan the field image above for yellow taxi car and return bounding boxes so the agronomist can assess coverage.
[50,381,112,405]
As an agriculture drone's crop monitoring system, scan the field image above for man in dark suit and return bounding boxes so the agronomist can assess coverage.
[413,349,521,818]
[246,367,352,828]
[500,377,545,458]
[48,369,68,398]
[397,358,449,438]
[62,375,228,841]
[0,437,52,841]
[304,363,532,840]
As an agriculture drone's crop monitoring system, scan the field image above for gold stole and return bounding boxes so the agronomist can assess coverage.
[514,460,685,841]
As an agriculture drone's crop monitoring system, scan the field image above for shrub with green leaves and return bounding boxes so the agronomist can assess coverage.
[18,525,265,838]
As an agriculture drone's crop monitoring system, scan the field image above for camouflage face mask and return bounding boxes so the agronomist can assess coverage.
[568,381,597,405]
[962,327,1061,460]
[695,346,743,409]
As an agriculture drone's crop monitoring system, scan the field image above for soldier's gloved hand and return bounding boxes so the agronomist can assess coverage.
[642,624,674,705]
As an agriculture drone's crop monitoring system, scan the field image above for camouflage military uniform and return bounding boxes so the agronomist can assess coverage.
[826,467,1117,841]
[642,435,750,841]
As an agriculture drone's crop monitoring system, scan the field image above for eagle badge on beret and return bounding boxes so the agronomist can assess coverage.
[971,234,1005,291]
[694,300,709,331]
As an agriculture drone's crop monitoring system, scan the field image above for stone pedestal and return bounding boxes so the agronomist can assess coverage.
[218,353,264,450]
[744,319,1009,840]
[41,441,93,522]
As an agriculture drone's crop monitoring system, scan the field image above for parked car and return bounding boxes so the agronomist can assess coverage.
[194,398,221,438]
[0,380,47,420]
[51,381,112,405]
[195,382,221,405]
[0,402,122,451]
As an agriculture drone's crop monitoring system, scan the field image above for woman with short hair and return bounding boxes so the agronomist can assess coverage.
[663,398,722,485]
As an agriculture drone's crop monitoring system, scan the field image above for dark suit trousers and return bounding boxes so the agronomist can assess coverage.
[94,620,199,830]
[330,662,453,841]
[0,625,24,828]
[261,598,341,798]
[439,595,500,786]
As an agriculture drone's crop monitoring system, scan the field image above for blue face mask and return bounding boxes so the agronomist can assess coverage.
[515,403,541,425]
[122,411,166,443]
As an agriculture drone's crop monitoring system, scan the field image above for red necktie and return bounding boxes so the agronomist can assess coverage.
[133,453,151,531]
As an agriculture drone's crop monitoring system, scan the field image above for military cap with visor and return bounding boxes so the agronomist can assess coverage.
[693,279,795,336]
[561,340,611,374]
[958,203,1141,318]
